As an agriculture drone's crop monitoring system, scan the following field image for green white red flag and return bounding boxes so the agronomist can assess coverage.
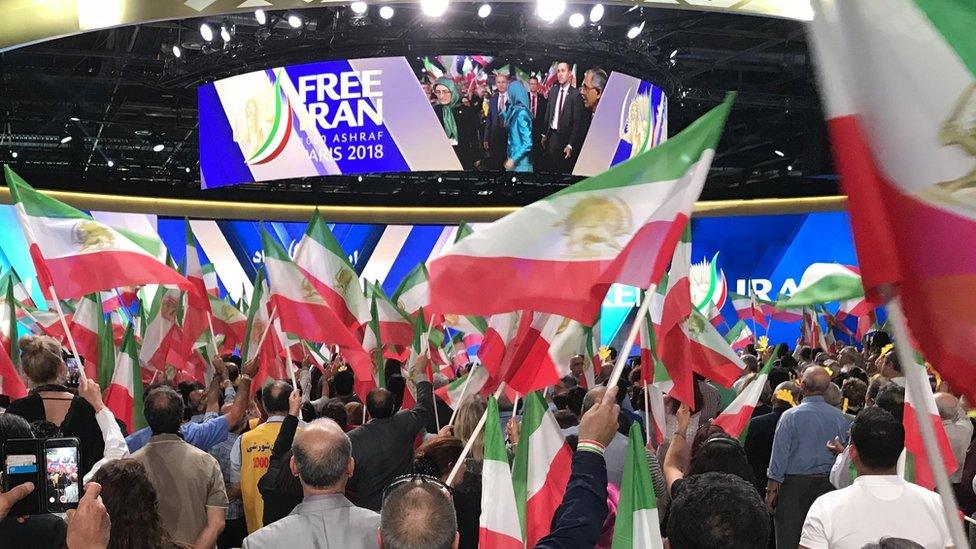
[365,282,414,347]
[208,295,246,353]
[808,1,976,399]
[612,421,664,549]
[638,300,669,445]
[724,320,754,351]
[241,269,286,389]
[903,355,956,489]
[730,291,767,328]
[96,306,116,388]
[479,395,523,549]
[361,295,384,390]
[776,263,863,309]
[435,364,489,409]
[0,278,27,399]
[138,288,184,372]
[512,390,572,547]
[69,293,101,377]
[104,323,146,433]
[392,263,430,318]
[202,263,219,296]
[429,95,734,324]
[713,354,776,440]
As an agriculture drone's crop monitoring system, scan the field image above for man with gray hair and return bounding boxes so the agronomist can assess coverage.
[379,481,458,549]
[243,418,379,548]
[934,392,972,484]
[578,386,628,487]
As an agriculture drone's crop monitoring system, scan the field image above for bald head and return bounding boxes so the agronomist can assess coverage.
[800,366,832,396]
[582,387,607,414]
[934,393,961,421]
[380,483,458,549]
[291,418,353,490]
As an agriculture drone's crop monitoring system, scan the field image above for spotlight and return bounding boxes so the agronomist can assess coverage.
[787,165,794,171]
[536,0,565,22]
[287,14,302,28]
[589,3,604,22]
[220,25,232,42]
[478,3,491,18]
[774,149,785,157]
[69,116,80,122]
[185,167,191,173]
[152,143,165,152]
[60,136,73,144]
[357,175,363,182]
[351,1,368,15]
[255,9,267,25]
[437,176,443,183]
[568,12,584,28]
[11,151,18,158]
[379,5,394,19]
[626,20,644,39]
[107,160,114,168]
[669,49,678,60]
[511,176,517,183]
[420,0,448,18]
[200,23,214,42]
[172,45,182,58]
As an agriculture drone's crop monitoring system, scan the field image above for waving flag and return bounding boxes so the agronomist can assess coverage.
[69,293,102,376]
[209,295,246,353]
[241,270,285,389]
[731,291,768,328]
[435,365,489,409]
[96,306,116,388]
[612,422,665,549]
[725,320,754,351]
[776,263,864,308]
[104,324,146,433]
[479,395,523,549]
[139,288,184,372]
[904,355,957,489]
[713,355,775,440]
[365,282,414,347]
[429,95,733,324]
[392,263,430,317]
[0,278,27,399]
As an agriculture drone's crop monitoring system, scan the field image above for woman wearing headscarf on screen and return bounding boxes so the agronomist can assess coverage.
[503,80,533,172]
[433,78,478,170]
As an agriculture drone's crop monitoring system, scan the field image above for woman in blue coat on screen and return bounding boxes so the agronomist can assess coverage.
[503,80,533,172]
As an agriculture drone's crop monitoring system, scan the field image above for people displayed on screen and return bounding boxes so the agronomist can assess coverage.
[483,71,511,171]
[420,81,435,106]
[543,61,585,173]
[527,76,548,169]
[579,67,608,152]
[432,78,480,170]
[502,81,533,173]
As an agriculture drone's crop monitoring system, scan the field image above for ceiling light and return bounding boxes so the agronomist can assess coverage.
[152,143,165,152]
[60,136,73,144]
[379,5,394,19]
[774,149,785,157]
[200,23,214,42]
[787,165,794,171]
[568,12,584,28]
[172,45,182,58]
[511,176,517,183]
[255,9,267,25]
[11,151,18,158]
[589,3,604,22]
[69,116,80,122]
[478,3,491,18]
[185,167,191,173]
[220,25,232,42]
[107,160,114,167]
[536,0,565,22]
[626,20,645,39]
[357,175,363,182]
[287,14,302,28]
[351,1,368,15]
[420,0,449,18]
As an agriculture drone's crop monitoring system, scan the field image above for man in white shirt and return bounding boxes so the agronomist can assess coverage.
[801,407,953,549]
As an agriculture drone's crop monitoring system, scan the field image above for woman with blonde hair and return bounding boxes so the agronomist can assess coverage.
[7,335,107,478]
[453,394,487,461]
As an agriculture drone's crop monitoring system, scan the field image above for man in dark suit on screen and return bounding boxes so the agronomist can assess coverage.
[542,61,585,173]
[482,70,511,171]
[528,75,548,169]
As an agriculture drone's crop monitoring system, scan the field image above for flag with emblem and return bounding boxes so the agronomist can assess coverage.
[435,364,489,409]
[713,354,776,440]
[478,311,524,382]
[104,323,146,433]
[724,320,754,351]
[731,292,767,328]
[209,295,246,353]
[776,263,864,308]
[429,95,733,323]
[0,277,28,399]
[612,421,665,549]
[479,395,524,549]
[241,269,285,389]
[365,282,414,347]
[361,295,384,390]
[392,263,430,318]
[138,288,184,372]
[69,293,102,377]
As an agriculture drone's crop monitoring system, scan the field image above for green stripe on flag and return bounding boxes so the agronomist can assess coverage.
[913,0,976,78]
[96,304,115,387]
[512,390,547,537]
[5,165,86,219]
[307,209,356,266]
[484,395,508,462]
[779,274,864,308]
[121,323,147,431]
[612,421,661,549]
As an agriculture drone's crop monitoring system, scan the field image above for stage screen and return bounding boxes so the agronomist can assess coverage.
[197,55,667,188]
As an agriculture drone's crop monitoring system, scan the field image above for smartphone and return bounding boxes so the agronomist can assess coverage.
[43,438,81,513]
[3,438,43,516]
[65,358,81,389]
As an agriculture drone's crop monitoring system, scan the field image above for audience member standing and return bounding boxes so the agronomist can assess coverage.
[934,392,973,487]
[543,61,584,173]
[744,381,800,494]
[483,71,511,171]
[527,76,548,168]
[766,366,851,549]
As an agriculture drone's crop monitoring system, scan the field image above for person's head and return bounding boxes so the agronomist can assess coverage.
[379,481,458,549]
[92,459,171,549]
[667,472,769,549]
[866,377,891,407]
[528,76,540,94]
[262,380,293,416]
[824,382,843,409]
[19,335,65,385]
[934,392,961,422]
[862,539,926,549]
[850,407,904,474]
[504,81,530,117]
[688,435,754,483]
[494,72,509,94]
[321,398,349,430]
[144,387,185,435]
[0,413,32,461]
[580,67,607,111]
[453,395,487,461]
[555,61,571,86]
[290,418,354,492]
[554,409,579,429]
[433,78,458,107]
[332,367,356,396]
[30,420,59,439]
[552,375,578,396]
[412,436,464,486]
[569,355,585,378]
[864,330,892,355]
[881,352,903,380]
[771,381,800,409]
[367,388,397,420]
[767,366,792,390]
[842,378,868,413]
[740,355,759,375]
[799,366,832,397]
[421,81,432,98]
[874,384,905,421]
[346,401,364,427]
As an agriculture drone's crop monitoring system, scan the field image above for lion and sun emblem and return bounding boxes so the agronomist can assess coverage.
[556,196,633,258]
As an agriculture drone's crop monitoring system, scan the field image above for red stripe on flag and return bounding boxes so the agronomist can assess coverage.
[524,443,573,547]
[42,250,191,301]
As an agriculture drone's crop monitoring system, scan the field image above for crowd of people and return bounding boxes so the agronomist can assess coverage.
[0,328,973,548]
[421,62,607,174]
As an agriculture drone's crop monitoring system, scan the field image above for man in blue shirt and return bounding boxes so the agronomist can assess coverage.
[766,366,851,549]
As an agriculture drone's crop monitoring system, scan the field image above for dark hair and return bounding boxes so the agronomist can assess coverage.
[864,331,892,353]
[30,420,60,439]
[688,435,754,484]
[847,366,870,385]
[92,459,172,549]
[779,354,799,373]
[667,472,769,549]
[321,398,349,430]
[842,378,868,412]
[367,388,397,419]
[554,409,579,429]
[386,376,406,410]
[875,384,905,421]
[380,483,457,549]
[261,380,293,415]
[144,387,184,435]
[851,407,904,470]
[798,346,814,361]
[413,436,464,478]
[292,419,351,488]
[332,368,355,396]
[867,377,891,404]
[885,352,903,374]
[768,366,792,390]
[0,413,33,461]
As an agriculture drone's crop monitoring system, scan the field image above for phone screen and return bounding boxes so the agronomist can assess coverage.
[45,445,80,509]
[4,451,40,515]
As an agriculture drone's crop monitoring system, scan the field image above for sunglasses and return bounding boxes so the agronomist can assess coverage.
[382,473,453,503]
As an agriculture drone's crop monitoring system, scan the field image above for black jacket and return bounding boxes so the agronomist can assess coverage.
[743,407,789,494]
[544,85,585,151]
[347,381,434,511]
[258,414,302,526]
[534,450,609,549]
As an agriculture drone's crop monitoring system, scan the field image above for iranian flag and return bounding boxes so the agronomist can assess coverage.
[478,311,524,382]
[202,263,219,296]
[512,390,573,547]
[293,209,369,330]
[777,264,864,308]
[392,263,430,317]
[836,296,873,321]
[95,306,116,388]
[903,355,957,489]
[501,314,582,396]
[808,1,976,398]
[801,307,828,349]
[0,279,28,399]
[731,292,767,328]
[209,295,246,353]
[361,296,385,390]
[435,364,489,409]
[724,320,754,351]
[638,302,669,446]
[479,395,524,549]
[69,293,101,376]
[365,282,414,347]
[429,95,733,324]
[612,422,665,549]
[104,324,146,433]
[713,355,775,440]
[241,270,286,389]
[138,288,184,372]
[4,166,193,300]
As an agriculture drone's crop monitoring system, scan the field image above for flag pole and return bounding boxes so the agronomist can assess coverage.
[642,381,651,448]
[47,285,88,384]
[606,282,656,390]
[448,364,479,426]
[446,382,506,485]
[205,312,220,359]
[887,296,969,549]
[433,386,442,432]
